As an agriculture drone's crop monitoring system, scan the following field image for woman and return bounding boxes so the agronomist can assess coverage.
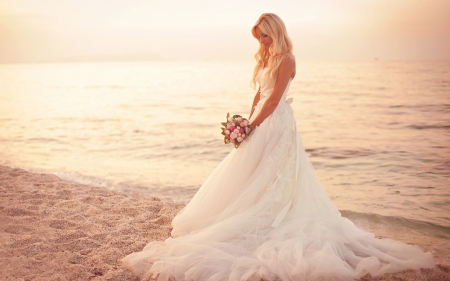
[122,13,435,281]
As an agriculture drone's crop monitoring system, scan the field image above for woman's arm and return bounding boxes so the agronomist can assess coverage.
[250,56,295,128]
[249,86,261,120]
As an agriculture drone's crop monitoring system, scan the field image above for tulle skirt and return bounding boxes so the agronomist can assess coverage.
[121,100,435,281]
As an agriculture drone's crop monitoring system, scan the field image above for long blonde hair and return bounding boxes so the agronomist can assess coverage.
[251,13,293,89]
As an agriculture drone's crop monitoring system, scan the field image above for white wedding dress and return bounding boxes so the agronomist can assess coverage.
[122,68,435,280]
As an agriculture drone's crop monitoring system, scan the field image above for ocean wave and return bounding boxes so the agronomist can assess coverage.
[27,137,65,143]
[388,103,450,111]
[306,147,378,159]
[340,210,450,239]
[28,168,126,191]
[406,124,450,130]
[389,103,450,107]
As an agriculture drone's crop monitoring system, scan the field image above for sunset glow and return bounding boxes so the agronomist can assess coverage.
[1,0,449,63]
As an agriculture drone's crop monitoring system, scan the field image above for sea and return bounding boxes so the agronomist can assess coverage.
[1,60,449,237]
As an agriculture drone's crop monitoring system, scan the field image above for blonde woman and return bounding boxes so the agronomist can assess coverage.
[122,13,434,280]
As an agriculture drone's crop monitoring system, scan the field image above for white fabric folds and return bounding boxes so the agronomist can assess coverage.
[121,68,435,281]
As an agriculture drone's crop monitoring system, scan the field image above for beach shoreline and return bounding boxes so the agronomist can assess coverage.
[1,165,449,280]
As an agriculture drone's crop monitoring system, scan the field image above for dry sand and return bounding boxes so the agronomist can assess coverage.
[1,165,449,281]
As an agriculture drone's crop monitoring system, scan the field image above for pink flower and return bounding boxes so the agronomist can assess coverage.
[222,115,252,148]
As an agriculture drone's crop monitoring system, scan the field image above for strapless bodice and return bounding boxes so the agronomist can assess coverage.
[257,67,293,105]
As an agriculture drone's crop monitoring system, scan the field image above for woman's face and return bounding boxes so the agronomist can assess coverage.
[255,26,273,49]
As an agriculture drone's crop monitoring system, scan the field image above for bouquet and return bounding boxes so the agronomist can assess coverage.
[221,113,253,149]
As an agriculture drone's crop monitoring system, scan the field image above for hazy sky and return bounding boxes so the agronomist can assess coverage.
[1,0,449,63]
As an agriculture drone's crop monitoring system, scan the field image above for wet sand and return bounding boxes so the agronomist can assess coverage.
[1,165,449,280]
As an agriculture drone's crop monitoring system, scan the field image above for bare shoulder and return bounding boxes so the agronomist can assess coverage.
[279,54,296,77]
[280,55,295,69]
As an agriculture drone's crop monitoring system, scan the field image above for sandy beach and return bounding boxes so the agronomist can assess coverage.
[1,165,449,281]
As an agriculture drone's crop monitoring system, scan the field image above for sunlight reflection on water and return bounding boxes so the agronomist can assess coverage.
[0,60,449,228]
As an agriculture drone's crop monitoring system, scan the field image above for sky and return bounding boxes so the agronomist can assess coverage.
[0,0,449,63]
